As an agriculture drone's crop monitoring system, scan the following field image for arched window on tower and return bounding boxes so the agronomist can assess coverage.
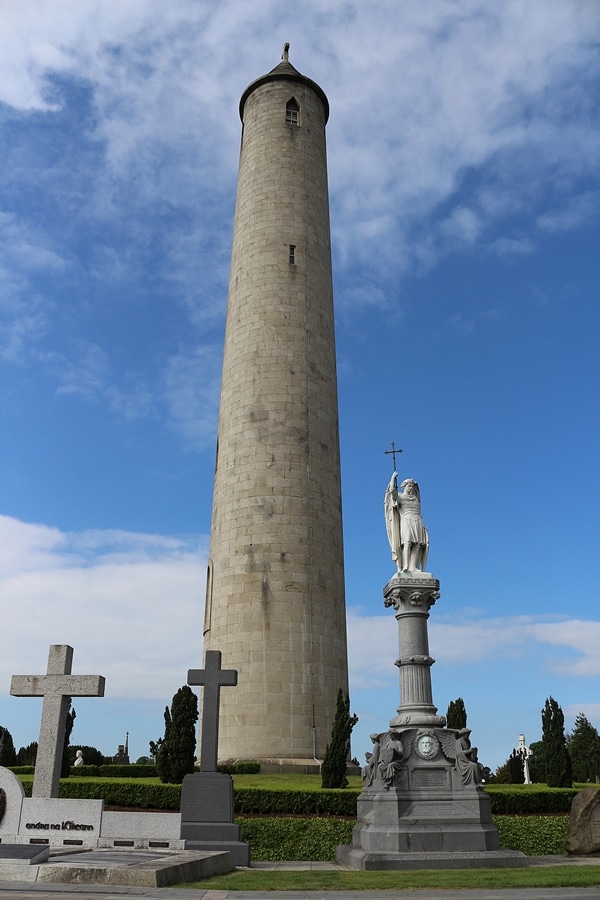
[286,97,300,126]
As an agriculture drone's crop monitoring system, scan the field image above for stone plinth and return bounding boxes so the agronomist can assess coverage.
[180,773,250,866]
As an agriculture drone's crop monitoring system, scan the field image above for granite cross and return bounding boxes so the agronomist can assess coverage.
[187,650,238,772]
[11,645,105,798]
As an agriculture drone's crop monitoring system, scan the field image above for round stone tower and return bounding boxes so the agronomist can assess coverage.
[203,47,349,770]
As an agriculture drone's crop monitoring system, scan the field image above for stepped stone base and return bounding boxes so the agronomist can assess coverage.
[336,847,527,870]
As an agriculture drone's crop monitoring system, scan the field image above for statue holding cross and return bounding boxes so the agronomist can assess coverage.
[384,443,429,573]
[10,645,105,798]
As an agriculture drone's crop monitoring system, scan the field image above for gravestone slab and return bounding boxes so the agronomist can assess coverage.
[180,773,249,866]
[19,798,103,848]
[565,788,600,855]
[0,767,25,841]
[0,845,50,865]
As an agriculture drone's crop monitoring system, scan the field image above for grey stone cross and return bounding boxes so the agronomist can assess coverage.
[187,650,238,772]
[11,644,105,798]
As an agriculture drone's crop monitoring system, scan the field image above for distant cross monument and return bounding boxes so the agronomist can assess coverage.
[11,645,105,798]
[187,650,238,772]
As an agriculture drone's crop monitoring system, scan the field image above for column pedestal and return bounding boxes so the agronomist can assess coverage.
[337,572,525,869]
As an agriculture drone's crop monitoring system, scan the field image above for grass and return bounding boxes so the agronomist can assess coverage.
[180,865,600,891]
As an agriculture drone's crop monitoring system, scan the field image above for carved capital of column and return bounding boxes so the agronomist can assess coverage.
[383,574,440,613]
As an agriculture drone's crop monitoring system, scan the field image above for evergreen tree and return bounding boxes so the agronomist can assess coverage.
[0,726,17,766]
[508,748,525,784]
[446,698,467,730]
[156,686,199,783]
[527,740,545,784]
[68,745,107,767]
[542,696,572,787]
[567,713,600,783]
[156,707,173,783]
[321,689,358,789]
[61,703,76,778]
[16,742,37,766]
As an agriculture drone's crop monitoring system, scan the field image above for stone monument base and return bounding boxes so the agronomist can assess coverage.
[180,772,250,866]
[336,847,527,870]
[338,723,526,870]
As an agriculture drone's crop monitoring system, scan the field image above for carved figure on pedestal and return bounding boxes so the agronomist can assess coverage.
[439,728,483,786]
[362,731,411,790]
[384,471,429,572]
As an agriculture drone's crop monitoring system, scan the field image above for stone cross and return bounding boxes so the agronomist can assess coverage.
[187,650,238,772]
[11,645,105,798]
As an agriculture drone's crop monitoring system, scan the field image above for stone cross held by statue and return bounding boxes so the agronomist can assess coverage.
[187,650,238,772]
[10,644,105,799]
[384,441,403,471]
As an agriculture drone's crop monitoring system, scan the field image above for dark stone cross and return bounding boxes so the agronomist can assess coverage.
[10,644,105,798]
[187,650,238,772]
[384,441,403,471]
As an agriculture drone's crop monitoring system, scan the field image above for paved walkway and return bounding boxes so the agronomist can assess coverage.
[2,883,600,900]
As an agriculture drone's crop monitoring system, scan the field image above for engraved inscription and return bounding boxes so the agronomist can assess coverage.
[406,802,465,817]
[411,768,448,787]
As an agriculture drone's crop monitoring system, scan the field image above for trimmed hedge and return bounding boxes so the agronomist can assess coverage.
[14,778,588,817]
[11,764,158,779]
[237,816,570,860]
[493,815,569,856]
[485,786,580,815]
[238,817,354,860]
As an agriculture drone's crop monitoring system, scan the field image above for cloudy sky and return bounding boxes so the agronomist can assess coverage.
[1,1,599,770]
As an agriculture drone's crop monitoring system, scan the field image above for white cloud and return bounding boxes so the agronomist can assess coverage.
[0,515,207,702]
[347,608,600,690]
[537,191,600,234]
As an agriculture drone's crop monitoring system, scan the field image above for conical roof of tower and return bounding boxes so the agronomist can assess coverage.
[239,52,329,123]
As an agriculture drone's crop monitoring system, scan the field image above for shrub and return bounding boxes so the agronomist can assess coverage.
[494,815,569,855]
[237,817,353,860]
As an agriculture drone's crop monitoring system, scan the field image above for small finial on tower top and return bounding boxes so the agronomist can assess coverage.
[282,42,290,62]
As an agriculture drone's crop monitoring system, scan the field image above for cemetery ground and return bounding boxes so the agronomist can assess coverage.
[8,770,600,890]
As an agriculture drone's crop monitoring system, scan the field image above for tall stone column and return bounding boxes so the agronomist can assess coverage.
[203,48,349,769]
[383,574,444,728]
[336,474,524,869]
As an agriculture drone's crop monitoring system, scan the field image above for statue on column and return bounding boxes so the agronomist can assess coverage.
[384,471,429,572]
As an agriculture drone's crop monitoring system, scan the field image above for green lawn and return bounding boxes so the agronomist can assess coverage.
[180,865,600,892]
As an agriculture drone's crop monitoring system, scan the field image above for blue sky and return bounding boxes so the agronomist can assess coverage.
[1,1,599,771]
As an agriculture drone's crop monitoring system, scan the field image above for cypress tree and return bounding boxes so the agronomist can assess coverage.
[321,689,358,789]
[157,686,199,783]
[567,713,600,783]
[0,726,17,767]
[16,742,37,766]
[156,706,173,783]
[541,696,572,787]
[446,698,467,730]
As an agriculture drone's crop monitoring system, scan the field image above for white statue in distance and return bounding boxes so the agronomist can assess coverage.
[385,471,429,573]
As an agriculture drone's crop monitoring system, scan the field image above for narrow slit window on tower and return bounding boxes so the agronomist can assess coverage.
[286,97,299,125]
[289,245,296,265]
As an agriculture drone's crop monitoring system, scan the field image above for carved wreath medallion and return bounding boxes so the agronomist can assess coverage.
[414,732,440,760]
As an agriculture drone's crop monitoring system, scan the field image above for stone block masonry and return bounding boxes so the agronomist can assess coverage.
[203,50,349,767]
